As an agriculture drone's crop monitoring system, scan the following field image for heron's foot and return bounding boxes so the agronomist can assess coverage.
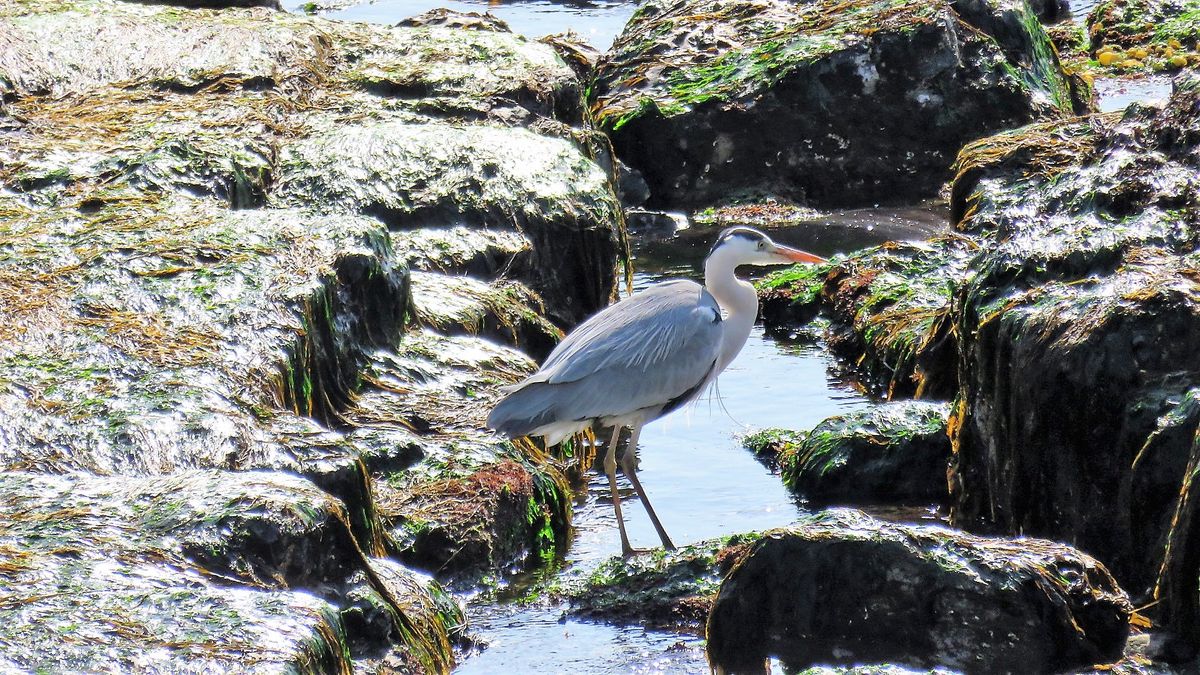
[621,544,677,557]
[620,544,656,558]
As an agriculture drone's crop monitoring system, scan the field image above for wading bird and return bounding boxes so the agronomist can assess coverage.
[486,227,825,556]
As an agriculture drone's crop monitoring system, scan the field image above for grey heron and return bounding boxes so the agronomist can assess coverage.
[486,227,825,556]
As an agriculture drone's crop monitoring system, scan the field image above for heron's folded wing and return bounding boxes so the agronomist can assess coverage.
[527,280,723,400]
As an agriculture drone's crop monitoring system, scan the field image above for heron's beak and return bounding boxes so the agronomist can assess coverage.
[772,243,826,264]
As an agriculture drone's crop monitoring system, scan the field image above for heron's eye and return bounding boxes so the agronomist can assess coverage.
[757,240,766,250]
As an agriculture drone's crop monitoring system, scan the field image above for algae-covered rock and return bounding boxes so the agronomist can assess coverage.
[1086,0,1200,74]
[591,0,1080,209]
[343,331,574,576]
[1088,0,1200,51]
[707,509,1132,674]
[745,401,951,504]
[0,0,625,667]
[0,194,403,471]
[0,471,456,673]
[758,241,968,398]
[565,534,759,628]
[947,77,1200,645]
[273,121,621,327]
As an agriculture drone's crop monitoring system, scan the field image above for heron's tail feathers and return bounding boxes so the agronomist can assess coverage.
[486,382,561,439]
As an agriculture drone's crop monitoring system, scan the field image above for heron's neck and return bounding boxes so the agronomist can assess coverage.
[704,250,758,373]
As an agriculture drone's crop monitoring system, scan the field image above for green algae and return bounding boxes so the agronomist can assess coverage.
[748,402,951,503]
[560,533,762,627]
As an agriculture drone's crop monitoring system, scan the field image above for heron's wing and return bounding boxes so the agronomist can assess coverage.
[529,278,722,390]
[488,280,723,436]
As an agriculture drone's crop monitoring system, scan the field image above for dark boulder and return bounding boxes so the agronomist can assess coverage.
[707,509,1132,674]
[744,401,952,505]
[591,0,1081,209]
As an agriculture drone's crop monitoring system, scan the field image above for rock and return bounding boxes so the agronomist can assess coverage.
[563,534,760,628]
[947,77,1200,643]
[272,121,622,327]
[1029,0,1071,21]
[135,0,284,8]
[390,226,532,278]
[0,0,624,666]
[1088,0,1200,51]
[342,331,575,575]
[540,31,601,82]
[744,401,952,504]
[381,458,570,577]
[395,8,511,32]
[408,271,562,357]
[591,0,1081,209]
[614,158,651,207]
[0,471,458,673]
[0,196,404,470]
[706,509,1132,674]
[625,208,683,235]
[758,241,967,399]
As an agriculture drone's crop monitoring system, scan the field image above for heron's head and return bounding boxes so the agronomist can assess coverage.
[707,226,826,267]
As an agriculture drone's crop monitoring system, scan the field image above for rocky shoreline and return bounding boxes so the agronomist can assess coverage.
[1,0,1198,671]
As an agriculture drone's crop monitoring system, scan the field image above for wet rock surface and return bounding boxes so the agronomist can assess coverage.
[948,76,1200,649]
[0,0,621,669]
[562,534,759,628]
[707,509,1132,674]
[759,241,967,398]
[745,401,952,505]
[0,471,458,673]
[591,0,1081,209]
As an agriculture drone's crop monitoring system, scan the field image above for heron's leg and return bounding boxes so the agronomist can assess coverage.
[604,425,635,556]
[620,423,676,551]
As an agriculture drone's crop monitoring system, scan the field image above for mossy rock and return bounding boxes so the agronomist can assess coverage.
[560,533,761,628]
[0,0,626,661]
[591,0,1080,209]
[745,401,951,505]
[340,331,574,577]
[947,77,1200,644]
[0,470,456,673]
[758,241,969,399]
[0,194,403,471]
[0,0,583,125]
[272,120,622,327]
[409,271,562,358]
[707,509,1132,673]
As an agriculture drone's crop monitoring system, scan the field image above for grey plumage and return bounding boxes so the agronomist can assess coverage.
[487,279,722,439]
[485,226,825,555]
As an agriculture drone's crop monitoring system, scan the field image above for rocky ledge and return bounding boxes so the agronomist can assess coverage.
[0,0,623,670]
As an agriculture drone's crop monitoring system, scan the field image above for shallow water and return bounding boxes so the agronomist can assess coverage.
[303,0,639,48]
[1096,76,1175,113]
